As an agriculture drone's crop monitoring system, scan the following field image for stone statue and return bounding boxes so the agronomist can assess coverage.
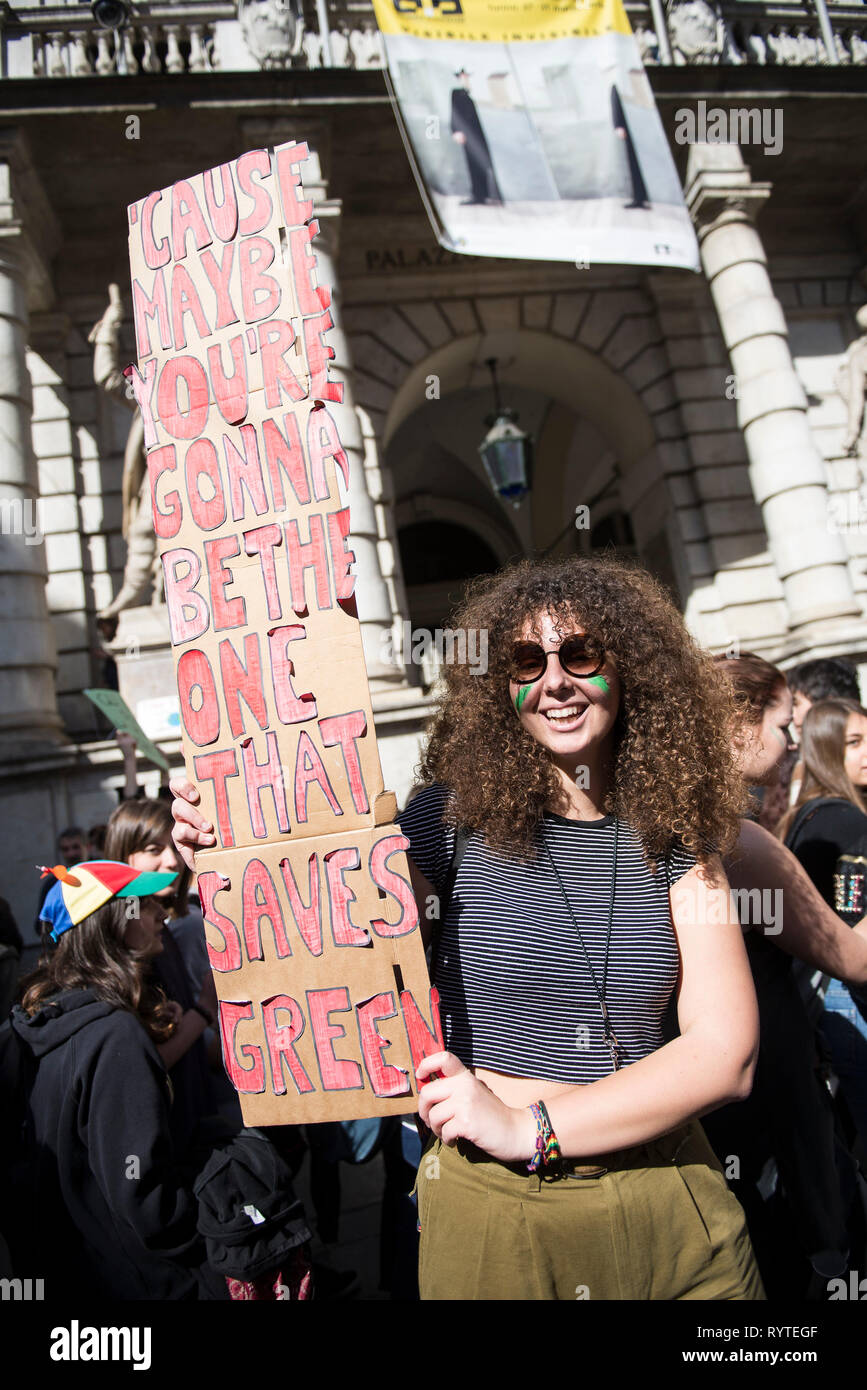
[349,23,384,70]
[633,19,660,65]
[836,304,867,459]
[329,24,350,68]
[767,25,801,66]
[237,0,304,70]
[666,0,744,64]
[302,26,323,69]
[851,30,867,66]
[89,285,161,617]
[744,27,768,65]
[795,24,821,65]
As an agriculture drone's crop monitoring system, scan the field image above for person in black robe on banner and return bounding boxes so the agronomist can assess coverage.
[450,68,501,205]
[610,85,650,210]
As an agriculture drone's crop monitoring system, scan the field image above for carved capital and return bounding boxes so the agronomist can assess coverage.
[683,144,771,238]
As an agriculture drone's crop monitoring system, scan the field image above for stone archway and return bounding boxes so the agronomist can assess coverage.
[348,313,684,600]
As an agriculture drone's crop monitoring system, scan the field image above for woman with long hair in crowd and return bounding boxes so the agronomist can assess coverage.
[104,797,223,1147]
[708,654,867,1295]
[778,698,867,1153]
[4,862,227,1299]
[174,554,763,1301]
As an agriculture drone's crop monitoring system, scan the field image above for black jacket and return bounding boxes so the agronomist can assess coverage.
[785,795,867,920]
[6,989,224,1300]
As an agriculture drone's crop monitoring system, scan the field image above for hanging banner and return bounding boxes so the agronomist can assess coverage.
[371,0,699,270]
[126,146,441,1125]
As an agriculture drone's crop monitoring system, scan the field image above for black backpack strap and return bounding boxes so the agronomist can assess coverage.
[429,826,471,978]
[786,796,846,854]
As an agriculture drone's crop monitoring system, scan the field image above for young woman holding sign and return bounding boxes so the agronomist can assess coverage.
[172,554,767,1300]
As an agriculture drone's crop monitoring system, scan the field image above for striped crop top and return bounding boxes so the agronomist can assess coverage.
[397,783,697,1085]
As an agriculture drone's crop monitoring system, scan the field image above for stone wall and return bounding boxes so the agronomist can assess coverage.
[340,275,794,651]
[29,301,129,738]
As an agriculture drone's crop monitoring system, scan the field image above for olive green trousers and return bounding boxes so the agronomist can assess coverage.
[416,1119,765,1301]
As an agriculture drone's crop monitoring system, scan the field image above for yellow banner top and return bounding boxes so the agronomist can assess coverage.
[371,0,633,43]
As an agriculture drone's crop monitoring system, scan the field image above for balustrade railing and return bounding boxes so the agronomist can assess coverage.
[1,0,865,78]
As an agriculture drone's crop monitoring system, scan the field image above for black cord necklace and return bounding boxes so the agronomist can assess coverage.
[542,817,624,1072]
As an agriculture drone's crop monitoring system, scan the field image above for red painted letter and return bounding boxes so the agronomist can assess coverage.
[307,406,349,500]
[162,547,209,645]
[307,987,363,1092]
[279,853,323,957]
[205,535,247,631]
[284,514,331,616]
[369,834,419,938]
[219,632,268,740]
[357,992,411,1098]
[245,524,283,621]
[198,871,241,972]
[269,624,317,724]
[318,711,368,813]
[400,988,444,1076]
[324,846,367,947]
[241,730,291,838]
[242,858,292,962]
[193,748,239,847]
[218,1000,265,1093]
[294,730,342,823]
[263,995,314,1095]
[177,647,220,746]
[185,438,226,532]
[147,444,182,539]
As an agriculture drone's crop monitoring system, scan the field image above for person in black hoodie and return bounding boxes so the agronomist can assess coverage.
[5,860,227,1300]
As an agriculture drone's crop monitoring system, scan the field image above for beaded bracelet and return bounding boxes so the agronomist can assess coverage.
[527,1100,561,1174]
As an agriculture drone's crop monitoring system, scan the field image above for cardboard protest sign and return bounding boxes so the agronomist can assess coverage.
[84,687,170,770]
[127,146,441,1123]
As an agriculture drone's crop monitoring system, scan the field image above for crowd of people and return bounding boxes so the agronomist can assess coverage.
[2,555,867,1301]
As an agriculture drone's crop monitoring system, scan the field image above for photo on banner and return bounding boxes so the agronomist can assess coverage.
[372,0,699,270]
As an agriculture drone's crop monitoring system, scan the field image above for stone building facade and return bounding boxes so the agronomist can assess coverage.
[1,0,867,934]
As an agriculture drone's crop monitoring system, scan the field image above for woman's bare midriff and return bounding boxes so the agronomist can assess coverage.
[472,1066,581,1109]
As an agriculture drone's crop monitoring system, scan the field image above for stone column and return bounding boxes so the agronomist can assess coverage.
[242,120,404,687]
[0,130,66,751]
[685,142,860,630]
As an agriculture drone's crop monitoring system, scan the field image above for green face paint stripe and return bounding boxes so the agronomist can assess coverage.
[587,675,610,693]
[514,684,532,712]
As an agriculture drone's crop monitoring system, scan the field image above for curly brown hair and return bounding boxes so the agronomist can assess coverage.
[418,554,746,862]
[20,897,177,1044]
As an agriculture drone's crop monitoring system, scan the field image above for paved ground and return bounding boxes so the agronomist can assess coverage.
[294,1148,390,1301]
